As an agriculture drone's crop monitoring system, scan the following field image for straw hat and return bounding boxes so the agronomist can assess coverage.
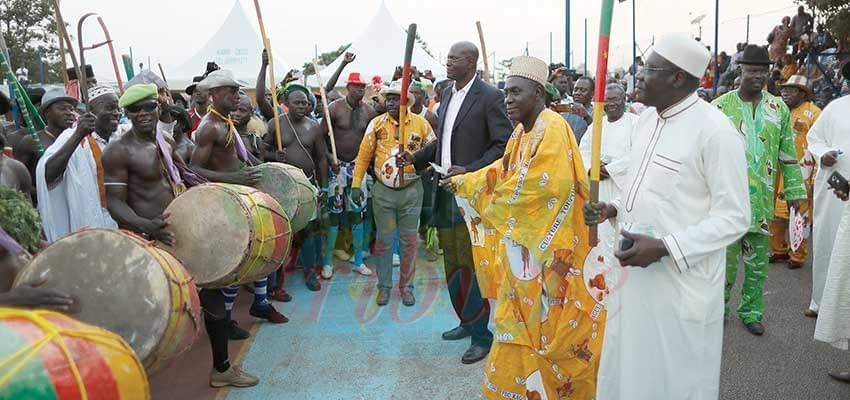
[780,75,813,97]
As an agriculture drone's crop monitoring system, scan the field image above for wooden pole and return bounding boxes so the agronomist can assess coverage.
[311,59,339,164]
[252,0,283,151]
[475,21,490,84]
[51,0,81,97]
[53,6,68,85]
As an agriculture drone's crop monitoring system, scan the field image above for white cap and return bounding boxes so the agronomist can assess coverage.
[508,56,549,87]
[650,33,711,78]
[197,69,241,91]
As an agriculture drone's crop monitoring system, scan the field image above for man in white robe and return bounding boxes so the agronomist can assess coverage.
[814,181,850,383]
[806,94,850,317]
[36,86,119,242]
[585,34,751,399]
[579,83,637,204]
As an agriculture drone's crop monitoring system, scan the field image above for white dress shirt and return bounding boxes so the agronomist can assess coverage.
[440,78,475,169]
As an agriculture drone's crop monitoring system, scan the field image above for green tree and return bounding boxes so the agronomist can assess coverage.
[303,43,351,76]
[799,0,850,43]
[1,0,62,83]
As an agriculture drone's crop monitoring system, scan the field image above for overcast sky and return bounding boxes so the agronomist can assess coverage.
[58,0,800,80]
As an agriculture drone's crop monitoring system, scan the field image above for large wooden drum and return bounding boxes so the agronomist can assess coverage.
[255,163,317,232]
[0,308,149,399]
[162,183,292,288]
[14,229,201,374]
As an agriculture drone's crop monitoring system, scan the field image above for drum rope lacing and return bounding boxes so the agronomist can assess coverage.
[0,309,148,398]
[233,187,277,285]
[133,234,199,370]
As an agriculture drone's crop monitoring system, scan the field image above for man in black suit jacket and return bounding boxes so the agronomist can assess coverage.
[400,41,512,364]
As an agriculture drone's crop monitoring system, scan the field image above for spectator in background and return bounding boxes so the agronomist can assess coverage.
[814,25,837,55]
[780,54,799,83]
[768,17,793,62]
[790,6,814,48]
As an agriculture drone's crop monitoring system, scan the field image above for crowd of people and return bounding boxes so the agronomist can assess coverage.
[0,5,849,397]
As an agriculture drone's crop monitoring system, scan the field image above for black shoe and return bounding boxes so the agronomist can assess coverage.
[441,326,471,341]
[461,344,490,364]
[306,271,321,291]
[228,320,250,341]
[745,321,765,336]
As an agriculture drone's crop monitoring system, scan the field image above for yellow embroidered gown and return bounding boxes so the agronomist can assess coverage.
[452,109,605,400]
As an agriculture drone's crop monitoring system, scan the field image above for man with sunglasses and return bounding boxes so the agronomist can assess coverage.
[585,34,749,399]
[35,86,119,242]
[100,83,258,389]
[712,44,806,337]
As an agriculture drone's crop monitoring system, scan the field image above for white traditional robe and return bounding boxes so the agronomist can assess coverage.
[36,128,117,242]
[814,197,850,349]
[579,112,639,202]
[597,93,751,400]
[806,95,850,312]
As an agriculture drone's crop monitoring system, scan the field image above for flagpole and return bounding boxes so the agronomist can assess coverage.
[588,0,615,245]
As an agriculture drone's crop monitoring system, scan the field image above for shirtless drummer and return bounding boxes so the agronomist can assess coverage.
[190,70,287,336]
[263,83,329,291]
[102,83,258,388]
[321,68,377,279]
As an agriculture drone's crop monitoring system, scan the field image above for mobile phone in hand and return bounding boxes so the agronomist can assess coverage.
[620,236,634,251]
[828,171,849,193]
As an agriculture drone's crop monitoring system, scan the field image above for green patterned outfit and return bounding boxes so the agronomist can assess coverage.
[712,91,806,323]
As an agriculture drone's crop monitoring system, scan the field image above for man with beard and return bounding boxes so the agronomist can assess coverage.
[264,83,330,291]
[585,33,750,399]
[321,67,376,279]
[103,83,258,388]
[713,44,805,336]
[35,86,119,242]
[191,70,287,330]
[14,87,78,182]
[770,75,821,271]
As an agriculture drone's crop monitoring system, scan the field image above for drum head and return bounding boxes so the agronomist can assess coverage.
[285,165,318,232]
[15,229,170,362]
[255,163,299,221]
[162,183,250,286]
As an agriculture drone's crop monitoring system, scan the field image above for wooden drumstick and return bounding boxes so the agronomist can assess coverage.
[311,59,339,165]
[476,21,490,84]
[252,0,283,152]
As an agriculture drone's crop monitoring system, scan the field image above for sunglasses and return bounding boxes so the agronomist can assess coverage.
[126,101,158,113]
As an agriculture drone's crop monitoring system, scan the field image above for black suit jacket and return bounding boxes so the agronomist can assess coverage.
[414,77,512,228]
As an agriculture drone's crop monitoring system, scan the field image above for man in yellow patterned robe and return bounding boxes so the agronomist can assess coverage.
[443,56,604,400]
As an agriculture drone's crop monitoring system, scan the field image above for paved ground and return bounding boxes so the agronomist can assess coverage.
[149,253,850,399]
[721,259,850,400]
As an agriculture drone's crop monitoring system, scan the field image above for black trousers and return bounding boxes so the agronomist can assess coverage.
[438,222,493,347]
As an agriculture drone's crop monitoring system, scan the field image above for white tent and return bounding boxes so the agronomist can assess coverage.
[166,0,290,90]
[307,2,445,88]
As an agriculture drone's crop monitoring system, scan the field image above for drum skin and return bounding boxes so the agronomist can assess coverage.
[14,229,201,374]
[0,308,150,400]
[254,163,317,232]
[161,183,292,288]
